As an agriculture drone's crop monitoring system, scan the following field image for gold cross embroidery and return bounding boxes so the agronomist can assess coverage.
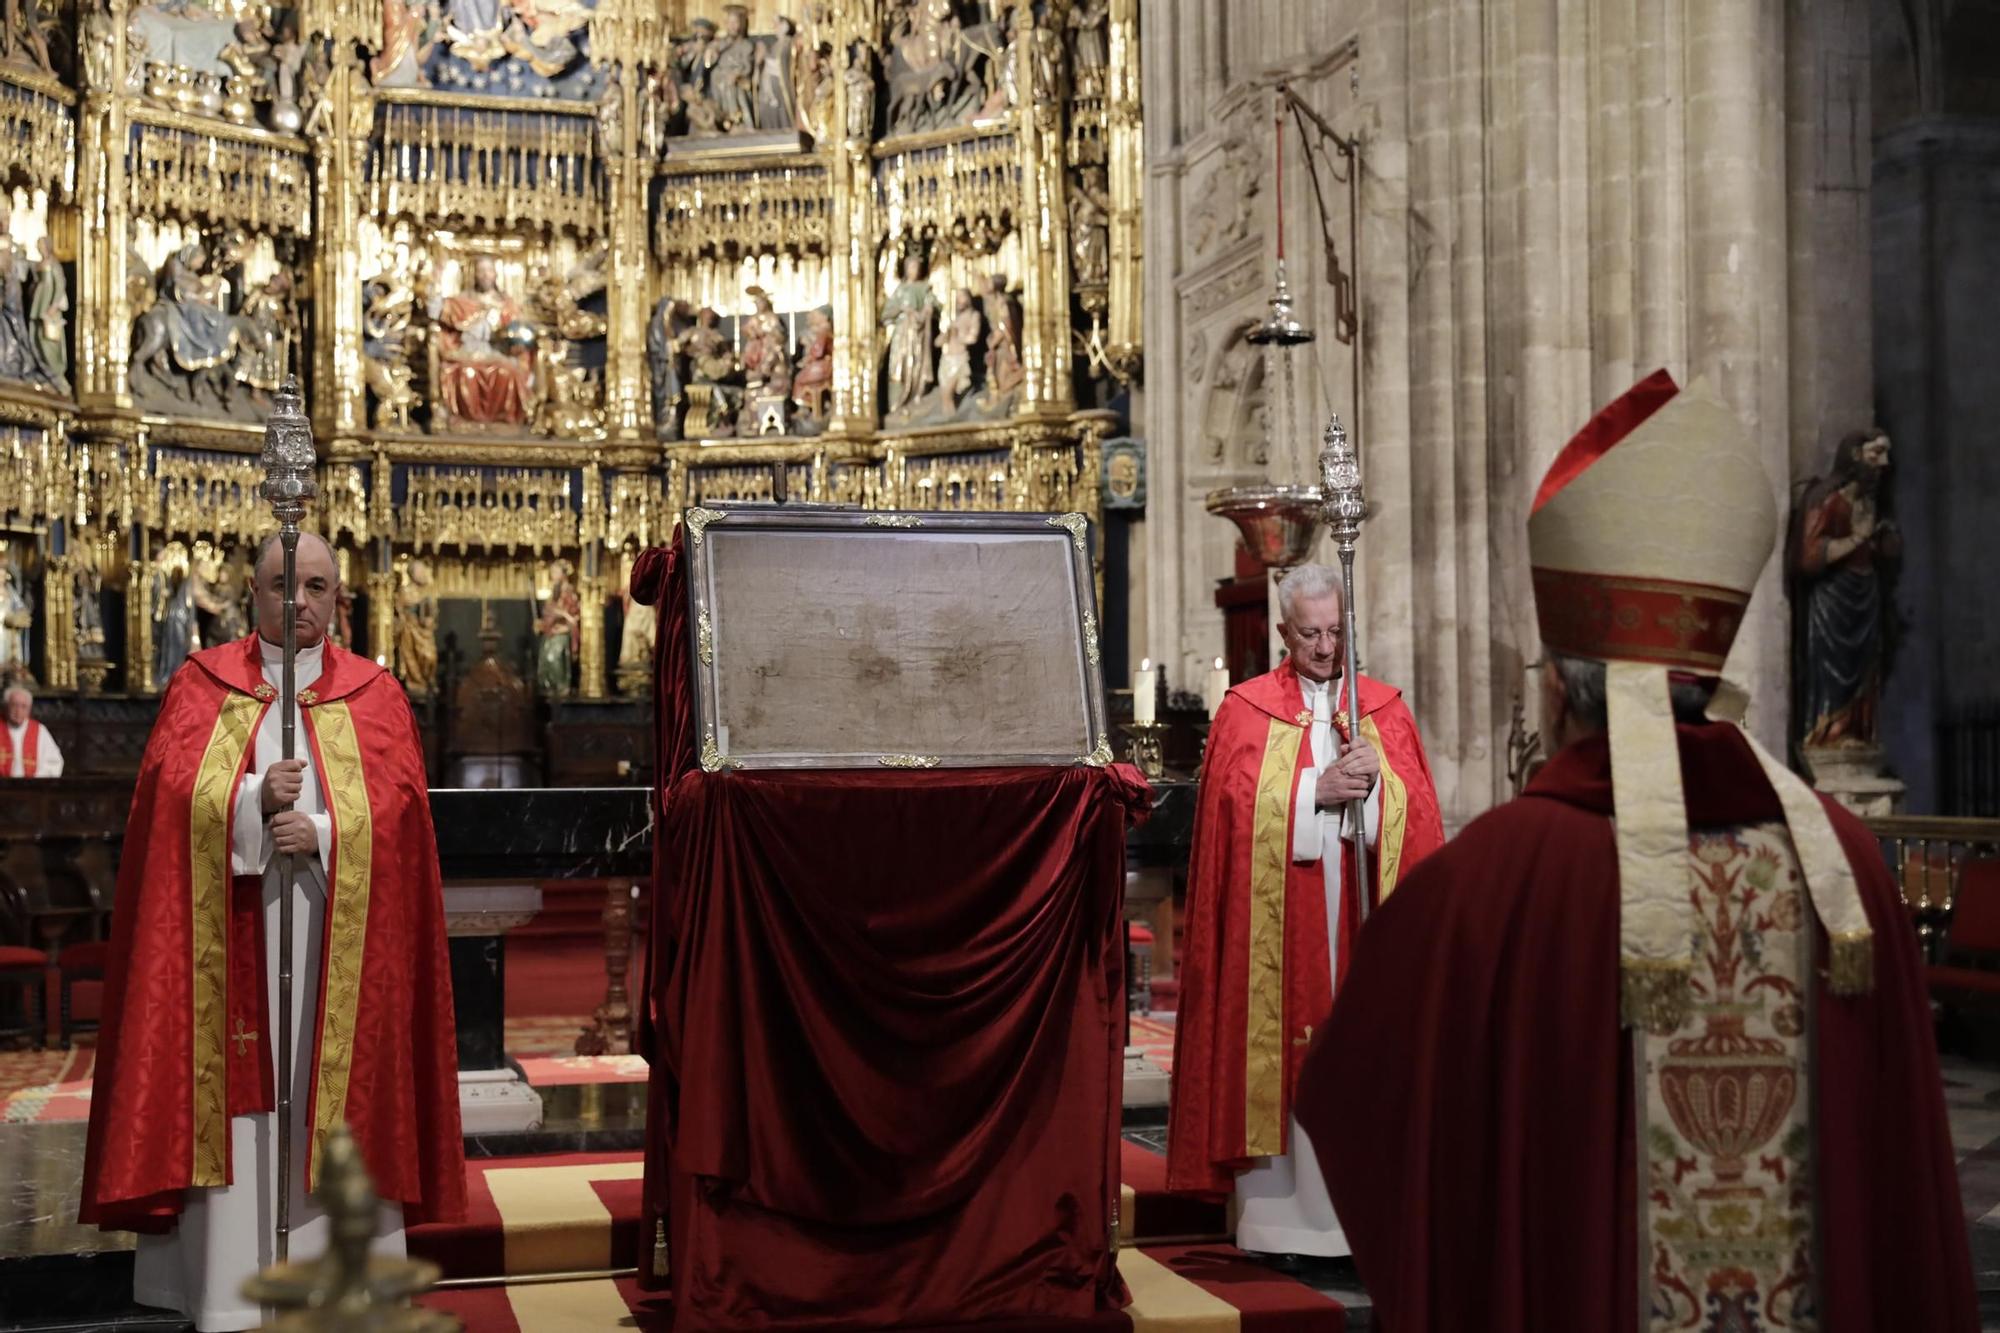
[1292,1024,1315,1048]
[231,1019,259,1057]
[1657,596,1711,651]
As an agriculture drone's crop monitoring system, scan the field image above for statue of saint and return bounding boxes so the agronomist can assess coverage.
[756,17,798,131]
[395,558,440,696]
[74,563,106,663]
[234,271,296,399]
[738,287,792,394]
[432,255,536,427]
[932,287,981,418]
[974,270,1023,403]
[28,236,68,392]
[0,555,30,674]
[535,562,580,699]
[791,308,833,420]
[1789,428,1902,752]
[441,0,507,70]
[130,241,237,399]
[0,234,37,382]
[616,553,655,692]
[704,5,759,131]
[647,296,690,437]
[370,0,437,86]
[880,255,937,421]
[1066,0,1110,98]
[680,305,738,386]
[1069,167,1112,287]
[151,556,196,691]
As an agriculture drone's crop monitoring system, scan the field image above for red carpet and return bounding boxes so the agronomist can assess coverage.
[420,1247,1347,1331]
[407,1141,1227,1285]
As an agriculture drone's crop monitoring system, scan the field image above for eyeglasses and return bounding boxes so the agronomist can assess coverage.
[1286,626,1343,647]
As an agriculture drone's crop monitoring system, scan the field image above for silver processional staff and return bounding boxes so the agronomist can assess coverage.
[257,375,318,1263]
[1317,414,1372,920]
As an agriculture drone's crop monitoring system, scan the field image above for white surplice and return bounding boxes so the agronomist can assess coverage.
[4,719,62,776]
[1234,672,1381,1259]
[132,638,406,1332]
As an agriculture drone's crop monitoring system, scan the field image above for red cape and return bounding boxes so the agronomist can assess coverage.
[81,635,466,1231]
[1299,723,1976,1332]
[1167,660,1444,1197]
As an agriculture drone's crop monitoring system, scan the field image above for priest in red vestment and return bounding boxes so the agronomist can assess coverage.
[1168,563,1444,1262]
[81,532,465,1331]
[1299,372,1976,1332]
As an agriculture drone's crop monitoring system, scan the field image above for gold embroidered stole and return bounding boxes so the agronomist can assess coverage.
[1638,821,1816,1330]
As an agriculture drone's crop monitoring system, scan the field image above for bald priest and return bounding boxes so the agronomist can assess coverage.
[80,532,465,1332]
[1300,373,1975,1331]
[1168,563,1445,1263]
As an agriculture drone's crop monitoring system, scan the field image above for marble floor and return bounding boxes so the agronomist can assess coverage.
[6,1063,2000,1330]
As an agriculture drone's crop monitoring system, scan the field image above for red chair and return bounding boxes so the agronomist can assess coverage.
[0,944,48,1050]
[57,940,107,1049]
[1927,859,2000,998]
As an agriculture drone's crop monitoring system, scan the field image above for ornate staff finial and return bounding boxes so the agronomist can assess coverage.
[1317,413,1365,552]
[259,375,318,528]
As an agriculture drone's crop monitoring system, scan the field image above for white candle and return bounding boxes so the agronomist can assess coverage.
[1133,657,1157,725]
[1205,656,1230,718]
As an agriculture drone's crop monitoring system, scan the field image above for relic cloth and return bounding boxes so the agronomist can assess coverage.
[1298,722,1976,1333]
[630,535,1145,1329]
[81,634,466,1235]
[1165,658,1444,1200]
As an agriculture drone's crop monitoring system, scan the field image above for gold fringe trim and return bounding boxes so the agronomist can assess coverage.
[1621,958,1693,1036]
[1828,929,1875,997]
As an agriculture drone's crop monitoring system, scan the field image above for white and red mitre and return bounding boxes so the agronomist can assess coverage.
[1528,370,1873,1035]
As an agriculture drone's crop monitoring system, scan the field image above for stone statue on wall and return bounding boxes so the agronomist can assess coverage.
[1789,428,1902,753]
[151,555,196,691]
[73,562,106,664]
[883,0,996,136]
[535,560,580,699]
[1069,166,1112,288]
[705,5,759,131]
[429,255,538,429]
[235,271,297,402]
[27,236,68,394]
[363,267,421,430]
[930,286,980,418]
[791,307,833,424]
[2,0,55,73]
[843,39,876,140]
[1066,0,1110,99]
[647,295,690,439]
[974,269,1023,406]
[0,234,36,384]
[880,254,937,424]
[0,553,30,674]
[396,558,440,696]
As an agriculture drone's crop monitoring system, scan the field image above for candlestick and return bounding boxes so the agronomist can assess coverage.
[1204,656,1230,718]
[1132,657,1157,725]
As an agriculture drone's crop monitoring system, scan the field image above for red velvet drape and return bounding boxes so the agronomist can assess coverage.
[630,533,1144,1330]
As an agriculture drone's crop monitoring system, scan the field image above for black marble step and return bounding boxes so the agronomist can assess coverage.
[0,1254,188,1332]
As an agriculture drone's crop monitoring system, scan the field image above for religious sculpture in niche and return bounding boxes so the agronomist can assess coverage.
[647,295,690,440]
[737,285,793,437]
[678,304,742,436]
[362,265,421,430]
[974,269,1023,408]
[615,550,654,695]
[0,229,67,395]
[381,0,606,98]
[0,553,30,676]
[1069,165,1112,290]
[882,0,1002,138]
[791,308,833,426]
[150,544,196,691]
[395,558,440,696]
[928,286,980,418]
[1066,0,1109,99]
[125,3,332,132]
[428,255,540,432]
[0,0,56,73]
[653,6,817,148]
[190,543,248,648]
[526,243,608,437]
[73,563,107,666]
[880,254,938,425]
[128,232,307,422]
[1788,428,1902,753]
[535,559,580,699]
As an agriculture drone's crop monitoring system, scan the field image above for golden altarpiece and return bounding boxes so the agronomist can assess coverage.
[0,0,1140,760]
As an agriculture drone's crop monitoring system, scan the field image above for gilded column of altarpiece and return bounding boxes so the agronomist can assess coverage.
[0,0,1140,707]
